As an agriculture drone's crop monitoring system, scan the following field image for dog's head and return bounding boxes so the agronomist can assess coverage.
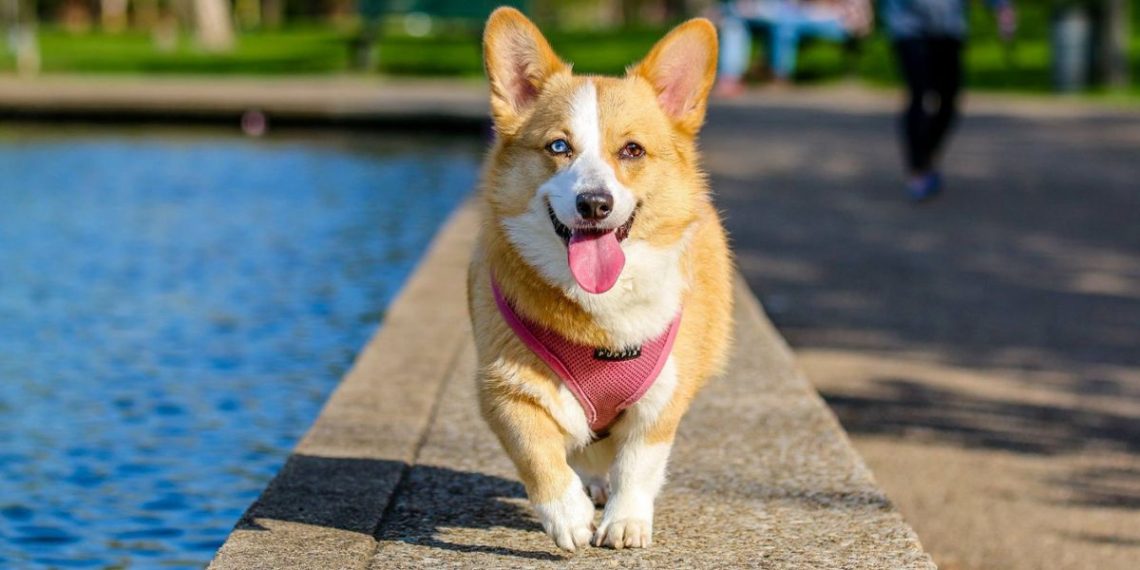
[482,8,717,296]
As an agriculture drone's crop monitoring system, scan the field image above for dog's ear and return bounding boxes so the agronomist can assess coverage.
[630,18,718,135]
[483,7,568,135]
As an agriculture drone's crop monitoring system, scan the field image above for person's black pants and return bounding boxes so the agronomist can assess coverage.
[894,37,963,173]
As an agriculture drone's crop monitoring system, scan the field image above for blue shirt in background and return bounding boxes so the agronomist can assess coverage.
[882,0,1008,39]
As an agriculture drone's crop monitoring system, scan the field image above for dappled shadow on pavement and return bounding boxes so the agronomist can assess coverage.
[235,454,557,561]
[822,377,1140,456]
[236,455,405,535]
[374,463,559,561]
[706,105,1139,375]
[703,103,1140,526]
[1049,466,1140,510]
[1060,531,1140,548]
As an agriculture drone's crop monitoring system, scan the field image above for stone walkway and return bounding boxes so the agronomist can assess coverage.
[209,202,933,569]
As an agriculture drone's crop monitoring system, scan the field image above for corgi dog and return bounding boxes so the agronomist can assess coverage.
[467,7,733,552]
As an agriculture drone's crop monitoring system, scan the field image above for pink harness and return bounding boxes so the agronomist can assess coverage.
[492,279,681,433]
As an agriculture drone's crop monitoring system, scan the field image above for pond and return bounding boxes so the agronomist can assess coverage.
[0,125,482,569]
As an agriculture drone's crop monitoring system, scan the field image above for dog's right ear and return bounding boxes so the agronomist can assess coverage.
[483,7,567,135]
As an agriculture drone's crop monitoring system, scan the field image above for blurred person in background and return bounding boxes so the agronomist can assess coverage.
[886,0,1017,201]
[715,0,874,94]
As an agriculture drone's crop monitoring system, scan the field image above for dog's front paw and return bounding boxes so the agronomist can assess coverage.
[593,518,652,549]
[534,486,596,552]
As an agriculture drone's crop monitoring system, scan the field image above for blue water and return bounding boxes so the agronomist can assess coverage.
[0,126,481,568]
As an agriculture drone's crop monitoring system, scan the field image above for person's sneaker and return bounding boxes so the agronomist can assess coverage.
[906,172,942,202]
[713,77,746,98]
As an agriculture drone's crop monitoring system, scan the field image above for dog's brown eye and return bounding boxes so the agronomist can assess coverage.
[619,142,645,159]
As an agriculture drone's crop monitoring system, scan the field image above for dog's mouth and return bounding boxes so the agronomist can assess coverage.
[547,202,636,295]
[547,204,635,245]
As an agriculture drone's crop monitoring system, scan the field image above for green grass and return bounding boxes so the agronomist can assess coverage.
[0,3,1136,97]
[375,27,668,76]
[0,26,355,74]
[0,25,667,77]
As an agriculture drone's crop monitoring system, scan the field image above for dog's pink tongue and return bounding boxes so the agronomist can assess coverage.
[567,230,625,294]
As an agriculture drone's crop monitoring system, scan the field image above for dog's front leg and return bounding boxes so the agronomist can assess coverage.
[481,388,596,551]
[593,432,673,549]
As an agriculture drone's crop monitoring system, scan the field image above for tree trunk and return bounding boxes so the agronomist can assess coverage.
[235,0,260,29]
[101,0,128,32]
[1099,0,1130,89]
[12,0,40,75]
[133,0,161,29]
[261,0,282,29]
[194,0,235,52]
[621,0,641,27]
[663,0,687,21]
[1,0,18,31]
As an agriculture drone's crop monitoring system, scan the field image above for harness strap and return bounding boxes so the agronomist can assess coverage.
[491,277,681,432]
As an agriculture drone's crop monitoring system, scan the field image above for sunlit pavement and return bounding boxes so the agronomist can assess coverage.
[705,88,1140,570]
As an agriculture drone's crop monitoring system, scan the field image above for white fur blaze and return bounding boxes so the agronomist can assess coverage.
[533,475,597,551]
[592,359,677,550]
[543,80,637,232]
[569,79,601,160]
[593,441,671,549]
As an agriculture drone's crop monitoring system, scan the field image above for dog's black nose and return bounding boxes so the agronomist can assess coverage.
[576,191,613,221]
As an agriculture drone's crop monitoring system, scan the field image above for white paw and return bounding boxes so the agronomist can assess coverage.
[583,476,609,507]
[593,517,653,549]
[534,484,596,552]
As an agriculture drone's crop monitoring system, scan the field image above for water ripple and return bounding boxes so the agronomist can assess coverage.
[0,126,481,568]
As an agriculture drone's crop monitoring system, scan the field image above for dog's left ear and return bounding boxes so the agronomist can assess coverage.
[630,18,718,134]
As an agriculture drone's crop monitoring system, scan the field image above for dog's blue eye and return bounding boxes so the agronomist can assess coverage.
[547,139,571,156]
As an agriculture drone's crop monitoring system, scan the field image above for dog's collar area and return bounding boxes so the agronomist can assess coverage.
[594,346,642,361]
[490,275,681,433]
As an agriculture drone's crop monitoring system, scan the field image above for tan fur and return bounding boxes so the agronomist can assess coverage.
[468,7,732,550]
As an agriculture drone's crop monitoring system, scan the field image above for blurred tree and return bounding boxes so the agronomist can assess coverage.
[55,0,93,31]
[1098,0,1130,88]
[663,0,688,20]
[531,0,561,26]
[619,0,690,26]
[4,0,41,74]
[101,0,127,32]
[262,0,282,28]
[194,0,234,51]
[1052,0,1133,91]
[235,0,261,28]
[133,0,160,29]
[0,0,15,31]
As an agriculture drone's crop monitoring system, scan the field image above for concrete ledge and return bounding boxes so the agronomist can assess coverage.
[210,201,935,569]
[0,77,489,130]
[3,77,1135,130]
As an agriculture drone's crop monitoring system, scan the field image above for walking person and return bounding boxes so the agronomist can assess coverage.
[884,0,1017,201]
